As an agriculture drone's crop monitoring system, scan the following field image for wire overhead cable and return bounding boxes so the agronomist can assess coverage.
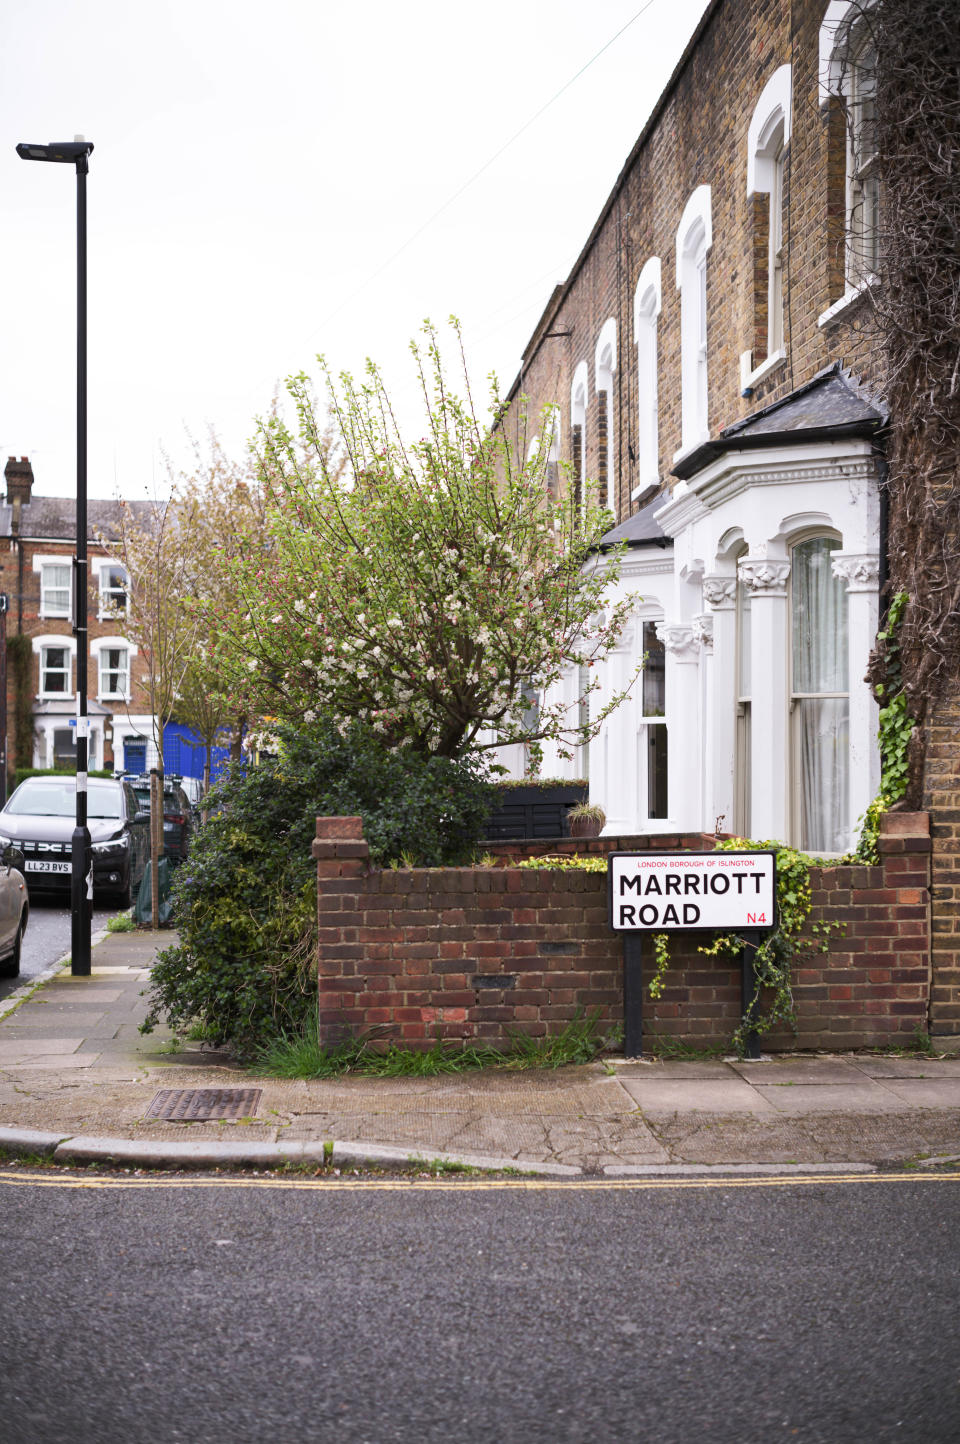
[311,0,664,335]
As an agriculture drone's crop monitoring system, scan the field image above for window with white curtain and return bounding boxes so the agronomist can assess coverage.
[790,537,849,852]
[99,647,130,700]
[639,620,668,820]
[41,564,71,618]
[735,568,752,837]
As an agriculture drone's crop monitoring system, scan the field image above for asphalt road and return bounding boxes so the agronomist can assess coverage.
[1,1170,958,1443]
[0,896,115,1000]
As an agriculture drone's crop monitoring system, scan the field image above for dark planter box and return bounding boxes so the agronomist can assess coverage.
[484,782,589,841]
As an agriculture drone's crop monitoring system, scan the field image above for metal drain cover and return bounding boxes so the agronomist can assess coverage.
[145,1088,262,1121]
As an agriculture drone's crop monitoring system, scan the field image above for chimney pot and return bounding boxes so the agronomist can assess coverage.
[4,455,34,507]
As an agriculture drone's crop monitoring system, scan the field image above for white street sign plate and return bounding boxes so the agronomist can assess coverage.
[608,850,777,932]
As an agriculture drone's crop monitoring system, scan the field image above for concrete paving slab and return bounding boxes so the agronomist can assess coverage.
[752,1081,910,1113]
[608,1060,737,1081]
[731,1057,865,1085]
[0,1015,117,1032]
[4,1053,98,1070]
[848,1055,960,1079]
[617,1077,778,1113]
[0,1037,85,1058]
[865,1079,960,1109]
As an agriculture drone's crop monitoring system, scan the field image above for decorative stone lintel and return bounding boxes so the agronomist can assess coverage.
[738,557,791,596]
[702,574,737,611]
[830,552,880,592]
[656,621,700,663]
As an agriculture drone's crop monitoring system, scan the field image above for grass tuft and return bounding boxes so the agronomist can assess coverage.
[254,1008,613,1080]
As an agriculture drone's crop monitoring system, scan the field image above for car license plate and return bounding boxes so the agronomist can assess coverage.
[25,860,70,874]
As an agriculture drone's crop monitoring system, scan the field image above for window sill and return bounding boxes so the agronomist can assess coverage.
[817,275,877,329]
[671,437,709,468]
[630,478,660,503]
[741,349,786,392]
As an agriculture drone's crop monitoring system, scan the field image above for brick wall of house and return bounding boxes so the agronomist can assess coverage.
[0,466,152,775]
[507,0,880,521]
[314,814,931,1053]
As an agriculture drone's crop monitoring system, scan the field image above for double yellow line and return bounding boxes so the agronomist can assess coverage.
[1,1170,958,1193]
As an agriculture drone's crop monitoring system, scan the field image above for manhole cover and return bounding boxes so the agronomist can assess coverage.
[145,1088,262,1121]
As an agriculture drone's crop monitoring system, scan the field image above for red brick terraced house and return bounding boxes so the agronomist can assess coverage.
[0,456,157,780]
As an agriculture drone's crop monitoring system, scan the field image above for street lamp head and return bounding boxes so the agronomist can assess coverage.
[16,140,94,165]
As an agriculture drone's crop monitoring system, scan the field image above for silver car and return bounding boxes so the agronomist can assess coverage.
[0,844,29,979]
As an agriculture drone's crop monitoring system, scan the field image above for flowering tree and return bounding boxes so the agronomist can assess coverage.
[210,322,637,760]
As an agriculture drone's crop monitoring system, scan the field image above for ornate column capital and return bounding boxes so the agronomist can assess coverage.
[830,552,880,592]
[702,574,737,611]
[692,613,714,649]
[739,557,791,596]
[656,621,700,663]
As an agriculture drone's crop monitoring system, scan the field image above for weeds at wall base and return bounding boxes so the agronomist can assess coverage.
[253,1008,615,1080]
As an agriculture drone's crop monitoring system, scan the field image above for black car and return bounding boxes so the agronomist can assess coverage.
[129,776,193,863]
[0,776,150,908]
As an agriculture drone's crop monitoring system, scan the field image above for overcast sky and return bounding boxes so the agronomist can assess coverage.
[1,0,711,500]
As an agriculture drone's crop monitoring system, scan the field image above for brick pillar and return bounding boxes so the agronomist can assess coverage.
[312,816,370,1046]
[878,808,933,1038]
[923,695,960,1042]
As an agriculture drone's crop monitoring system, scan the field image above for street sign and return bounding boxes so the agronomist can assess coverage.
[608,850,777,932]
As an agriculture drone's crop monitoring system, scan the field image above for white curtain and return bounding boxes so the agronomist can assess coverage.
[792,539,849,852]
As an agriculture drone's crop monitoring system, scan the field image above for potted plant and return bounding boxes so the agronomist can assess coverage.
[567,801,606,838]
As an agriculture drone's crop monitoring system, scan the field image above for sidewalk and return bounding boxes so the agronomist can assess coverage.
[1,928,960,1176]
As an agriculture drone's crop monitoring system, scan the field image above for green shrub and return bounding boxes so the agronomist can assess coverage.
[141,723,496,1052]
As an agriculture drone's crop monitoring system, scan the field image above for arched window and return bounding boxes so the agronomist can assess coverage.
[746,66,791,373]
[790,535,849,851]
[594,319,616,511]
[675,186,712,454]
[820,1,879,293]
[570,361,588,512]
[633,258,661,493]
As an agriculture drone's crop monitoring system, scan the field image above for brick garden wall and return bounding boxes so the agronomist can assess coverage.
[314,814,932,1053]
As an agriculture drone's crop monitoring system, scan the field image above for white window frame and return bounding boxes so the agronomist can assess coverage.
[91,634,138,703]
[98,646,130,701]
[32,555,72,620]
[96,560,130,619]
[594,318,617,512]
[633,257,662,497]
[674,185,713,458]
[819,1,880,288]
[746,65,792,370]
[788,531,850,854]
[638,615,668,823]
[32,633,76,700]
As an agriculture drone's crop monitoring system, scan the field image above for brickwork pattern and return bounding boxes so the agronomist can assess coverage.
[314,817,931,1053]
[1,535,151,771]
[509,0,881,515]
[924,698,960,1035]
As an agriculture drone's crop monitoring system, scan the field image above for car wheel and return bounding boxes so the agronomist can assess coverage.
[0,917,24,980]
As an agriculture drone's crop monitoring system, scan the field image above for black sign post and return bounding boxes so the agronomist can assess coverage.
[609,851,777,1060]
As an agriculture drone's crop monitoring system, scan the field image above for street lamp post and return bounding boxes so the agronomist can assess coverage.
[16,138,94,977]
